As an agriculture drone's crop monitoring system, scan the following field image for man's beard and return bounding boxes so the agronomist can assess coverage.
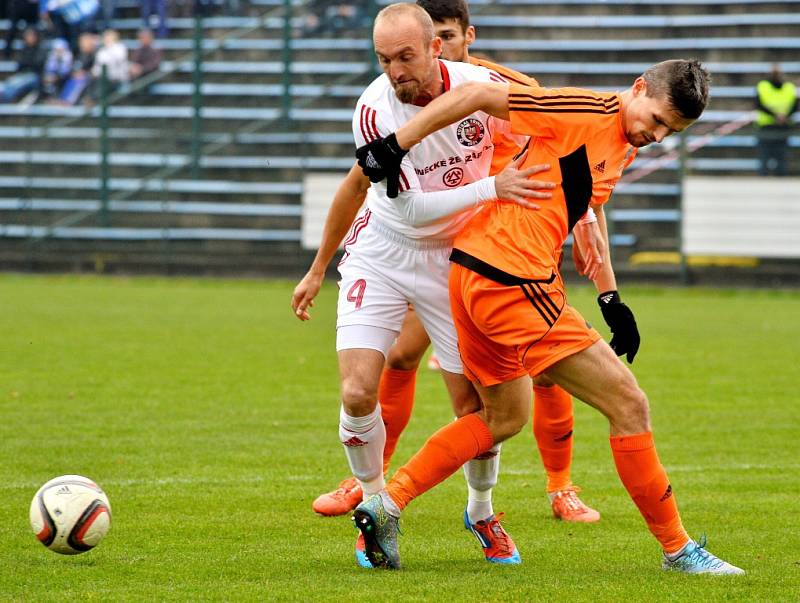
[393,80,422,103]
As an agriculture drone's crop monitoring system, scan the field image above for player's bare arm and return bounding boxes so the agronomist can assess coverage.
[587,205,617,292]
[395,81,511,150]
[572,218,604,282]
[585,204,640,363]
[291,163,370,321]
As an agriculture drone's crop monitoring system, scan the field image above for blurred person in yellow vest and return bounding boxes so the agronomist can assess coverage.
[755,64,797,176]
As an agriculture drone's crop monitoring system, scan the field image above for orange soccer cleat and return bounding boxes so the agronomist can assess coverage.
[312,477,363,516]
[550,486,601,523]
[464,510,521,564]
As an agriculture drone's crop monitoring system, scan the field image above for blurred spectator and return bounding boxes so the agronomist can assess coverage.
[57,31,97,104]
[755,64,797,176]
[141,0,168,38]
[129,28,162,82]
[41,37,73,96]
[89,28,127,101]
[300,0,367,37]
[41,0,100,55]
[4,0,39,59]
[0,27,46,103]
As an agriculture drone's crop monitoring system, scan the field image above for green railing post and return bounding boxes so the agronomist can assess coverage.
[281,0,292,120]
[99,64,110,227]
[190,13,204,180]
[677,132,689,285]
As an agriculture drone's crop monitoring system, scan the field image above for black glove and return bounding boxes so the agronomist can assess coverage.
[598,290,640,363]
[355,133,408,198]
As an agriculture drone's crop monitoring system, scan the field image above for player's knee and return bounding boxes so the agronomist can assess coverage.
[487,413,527,443]
[611,385,651,434]
[340,378,378,417]
[385,345,424,371]
[451,389,481,417]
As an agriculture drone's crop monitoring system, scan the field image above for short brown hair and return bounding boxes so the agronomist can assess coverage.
[416,0,470,33]
[642,59,710,119]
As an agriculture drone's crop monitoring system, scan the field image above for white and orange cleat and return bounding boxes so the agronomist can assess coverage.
[550,486,601,523]
[312,477,362,517]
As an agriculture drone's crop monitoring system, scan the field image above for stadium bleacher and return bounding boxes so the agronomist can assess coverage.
[0,0,798,273]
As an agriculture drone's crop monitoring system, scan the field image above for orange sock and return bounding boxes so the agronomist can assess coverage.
[610,432,690,553]
[379,367,417,474]
[386,413,493,511]
[533,385,574,492]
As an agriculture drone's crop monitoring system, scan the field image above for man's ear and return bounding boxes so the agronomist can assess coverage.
[633,76,647,96]
[431,35,443,59]
[465,25,476,47]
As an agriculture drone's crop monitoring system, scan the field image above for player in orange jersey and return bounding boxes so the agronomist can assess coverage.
[354,59,745,575]
[305,0,631,527]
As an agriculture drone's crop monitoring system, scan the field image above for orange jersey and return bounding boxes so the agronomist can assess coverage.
[453,84,637,280]
[469,57,540,175]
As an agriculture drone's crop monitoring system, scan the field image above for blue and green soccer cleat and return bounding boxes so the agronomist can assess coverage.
[352,494,401,569]
[662,537,745,575]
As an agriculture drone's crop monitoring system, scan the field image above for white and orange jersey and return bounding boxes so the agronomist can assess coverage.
[352,59,522,240]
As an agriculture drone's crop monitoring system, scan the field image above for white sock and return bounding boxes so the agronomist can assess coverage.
[464,444,501,523]
[665,539,694,560]
[339,404,385,497]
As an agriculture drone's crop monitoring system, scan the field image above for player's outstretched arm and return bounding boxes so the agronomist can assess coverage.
[291,163,370,321]
[395,81,511,151]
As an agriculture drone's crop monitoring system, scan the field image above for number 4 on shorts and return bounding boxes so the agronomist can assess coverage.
[347,279,366,309]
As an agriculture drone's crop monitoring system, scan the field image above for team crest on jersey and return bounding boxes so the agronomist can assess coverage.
[443,167,464,187]
[456,118,485,147]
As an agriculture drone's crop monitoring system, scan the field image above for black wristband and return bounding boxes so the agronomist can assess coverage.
[598,290,621,306]
[384,133,407,157]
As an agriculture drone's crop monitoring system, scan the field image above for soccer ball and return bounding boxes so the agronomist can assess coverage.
[29,475,112,555]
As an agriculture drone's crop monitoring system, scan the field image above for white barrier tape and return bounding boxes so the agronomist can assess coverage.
[619,111,755,185]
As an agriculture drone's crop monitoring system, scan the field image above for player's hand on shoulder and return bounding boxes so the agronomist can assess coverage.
[355,133,408,198]
[597,290,640,363]
[292,271,324,321]
[494,154,554,209]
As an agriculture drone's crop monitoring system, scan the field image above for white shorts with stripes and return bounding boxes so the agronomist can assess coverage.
[336,209,462,374]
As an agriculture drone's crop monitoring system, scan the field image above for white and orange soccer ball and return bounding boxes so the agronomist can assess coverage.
[29,475,112,555]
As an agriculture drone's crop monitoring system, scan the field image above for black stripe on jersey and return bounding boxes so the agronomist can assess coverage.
[509,99,619,111]
[510,99,618,110]
[512,137,531,162]
[450,248,556,286]
[520,284,556,327]
[510,107,620,115]
[559,144,593,232]
[509,95,619,113]
[509,92,615,102]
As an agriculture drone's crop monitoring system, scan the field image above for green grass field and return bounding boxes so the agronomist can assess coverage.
[1,274,799,601]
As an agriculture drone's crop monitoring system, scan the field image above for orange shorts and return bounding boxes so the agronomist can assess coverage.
[449,262,601,387]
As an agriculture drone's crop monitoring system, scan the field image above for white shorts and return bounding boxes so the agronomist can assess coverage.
[336,211,462,374]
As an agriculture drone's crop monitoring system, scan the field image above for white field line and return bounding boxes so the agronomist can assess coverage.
[502,462,800,476]
[3,462,797,491]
